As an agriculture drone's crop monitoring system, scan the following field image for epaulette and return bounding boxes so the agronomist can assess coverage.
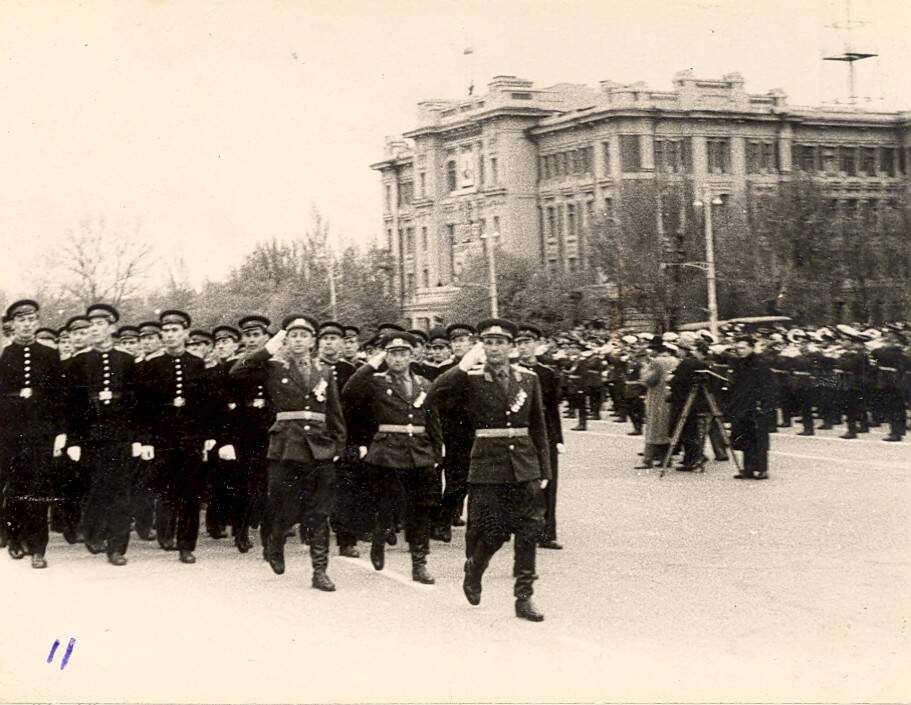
[73,347,90,356]
[373,370,389,379]
[144,350,165,360]
[511,363,537,376]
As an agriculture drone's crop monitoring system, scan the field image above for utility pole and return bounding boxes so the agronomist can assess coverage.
[327,250,338,319]
[483,230,499,317]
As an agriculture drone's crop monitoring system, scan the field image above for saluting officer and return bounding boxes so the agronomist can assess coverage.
[137,309,214,564]
[65,303,138,566]
[0,300,65,568]
[427,319,551,622]
[230,315,345,591]
[344,331,443,584]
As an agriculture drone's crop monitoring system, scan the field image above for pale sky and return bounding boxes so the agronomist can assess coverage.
[1,0,908,297]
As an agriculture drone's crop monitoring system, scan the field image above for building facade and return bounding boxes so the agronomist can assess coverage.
[372,71,911,328]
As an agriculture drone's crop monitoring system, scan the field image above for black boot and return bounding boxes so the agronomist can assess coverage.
[309,522,336,591]
[266,532,286,575]
[463,538,492,606]
[840,420,858,439]
[410,543,435,585]
[370,526,385,571]
[514,534,542,620]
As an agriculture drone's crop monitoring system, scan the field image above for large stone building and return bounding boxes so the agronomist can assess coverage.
[371,71,911,328]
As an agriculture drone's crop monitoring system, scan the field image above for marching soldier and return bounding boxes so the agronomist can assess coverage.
[0,300,65,568]
[343,332,443,584]
[137,309,214,563]
[427,319,551,622]
[230,315,345,591]
[515,324,564,550]
[431,323,475,542]
[836,327,872,439]
[226,315,274,554]
[872,328,908,442]
[65,304,138,566]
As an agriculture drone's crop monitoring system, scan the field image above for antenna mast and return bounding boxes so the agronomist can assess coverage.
[822,0,876,106]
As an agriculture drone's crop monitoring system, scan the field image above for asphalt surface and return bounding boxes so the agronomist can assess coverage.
[2,418,909,703]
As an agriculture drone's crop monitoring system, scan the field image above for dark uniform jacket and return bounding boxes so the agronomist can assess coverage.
[872,345,907,391]
[529,361,563,446]
[428,362,551,484]
[65,347,138,446]
[137,350,210,447]
[723,353,775,447]
[343,364,442,469]
[0,340,64,442]
[230,348,345,463]
[669,355,710,412]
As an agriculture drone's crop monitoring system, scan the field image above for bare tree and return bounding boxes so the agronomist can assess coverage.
[56,216,155,307]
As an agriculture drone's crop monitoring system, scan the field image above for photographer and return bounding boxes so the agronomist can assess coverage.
[668,340,711,471]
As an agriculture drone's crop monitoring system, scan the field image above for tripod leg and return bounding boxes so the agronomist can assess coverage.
[704,389,742,474]
[661,389,695,475]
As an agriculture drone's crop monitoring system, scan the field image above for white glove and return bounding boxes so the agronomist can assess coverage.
[204,439,216,452]
[358,446,368,460]
[264,329,287,356]
[441,443,446,459]
[458,341,485,371]
[556,442,566,454]
[53,434,67,457]
[539,479,549,489]
[367,350,386,369]
[131,442,143,458]
[141,445,155,461]
[66,446,81,462]
[218,444,237,461]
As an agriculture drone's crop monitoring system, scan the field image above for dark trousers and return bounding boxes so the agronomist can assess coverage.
[266,459,335,558]
[365,463,440,551]
[628,396,644,432]
[541,444,559,543]
[437,448,470,527]
[3,435,54,556]
[204,456,229,536]
[154,443,204,552]
[587,387,604,419]
[571,391,587,429]
[465,481,545,599]
[53,455,84,540]
[130,456,156,535]
[234,442,270,546]
[732,417,770,476]
[333,456,369,547]
[82,443,132,556]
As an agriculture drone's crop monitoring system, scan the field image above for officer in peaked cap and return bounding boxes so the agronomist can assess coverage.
[66,302,138,566]
[419,327,453,382]
[230,313,345,591]
[446,323,476,360]
[137,321,163,358]
[212,325,240,360]
[0,298,65,568]
[137,308,214,563]
[427,317,551,622]
[187,329,215,363]
[343,331,443,584]
[515,324,564,550]
[57,327,73,360]
[342,325,362,368]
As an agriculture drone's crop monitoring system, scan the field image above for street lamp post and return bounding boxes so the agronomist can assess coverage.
[693,193,723,340]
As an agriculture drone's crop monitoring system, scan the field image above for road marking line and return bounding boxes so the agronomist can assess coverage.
[335,555,436,592]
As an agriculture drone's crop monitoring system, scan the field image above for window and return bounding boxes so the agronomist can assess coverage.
[797,145,817,173]
[446,224,455,280]
[546,207,555,238]
[405,227,414,254]
[479,155,485,185]
[399,181,413,207]
[602,141,611,175]
[860,147,876,176]
[655,138,692,173]
[840,146,857,176]
[556,206,564,238]
[567,203,576,238]
[880,147,896,176]
[510,92,533,100]
[584,198,594,227]
[493,216,500,236]
[421,226,428,252]
[557,153,566,176]
[405,272,415,295]
[821,147,838,174]
[422,268,429,288]
[620,135,641,172]
[418,172,426,198]
[761,142,777,173]
[384,185,392,211]
[603,197,613,220]
[490,157,498,184]
[386,228,393,250]
[567,257,577,273]
[706,138,730,174]
[446,160,457,192]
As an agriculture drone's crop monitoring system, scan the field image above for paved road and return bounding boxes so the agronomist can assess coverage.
[2,419,909,703]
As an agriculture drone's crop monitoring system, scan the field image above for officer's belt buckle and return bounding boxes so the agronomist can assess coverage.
[173,396,186,407]
[19,387,32,399]
[99,390,113,401]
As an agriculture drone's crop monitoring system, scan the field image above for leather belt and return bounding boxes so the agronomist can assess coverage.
[378,424,425,434]
[475,427,528,438]
[276,410,325,422]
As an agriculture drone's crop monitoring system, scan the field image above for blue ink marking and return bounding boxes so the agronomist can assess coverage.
[46,639,60,664]
[60,638,76,670]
